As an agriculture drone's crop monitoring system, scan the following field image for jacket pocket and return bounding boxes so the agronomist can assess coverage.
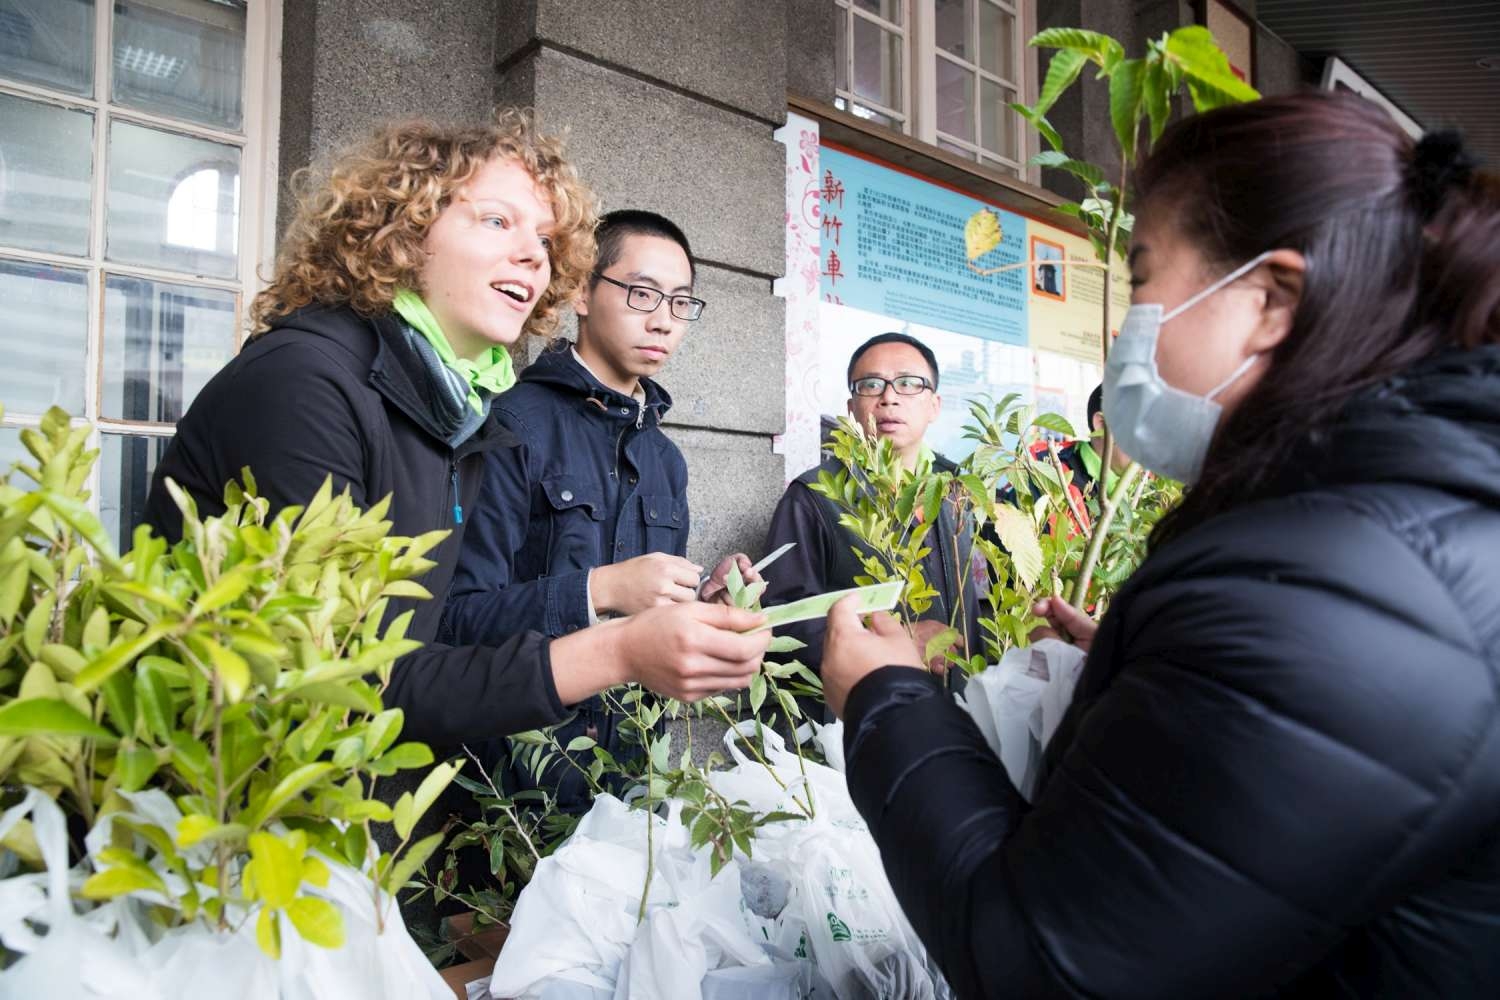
[539,475,607,576]
[639,493,686,555]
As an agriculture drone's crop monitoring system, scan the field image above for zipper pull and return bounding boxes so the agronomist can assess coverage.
[451,466,463,524]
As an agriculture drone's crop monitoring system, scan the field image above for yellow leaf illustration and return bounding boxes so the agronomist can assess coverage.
[965,208,1002,261]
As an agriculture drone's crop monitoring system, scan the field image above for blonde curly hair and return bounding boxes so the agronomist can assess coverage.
[250,109,598,338]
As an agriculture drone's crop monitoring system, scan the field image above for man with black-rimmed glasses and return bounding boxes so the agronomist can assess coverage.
[442,209,756,811]
[761,332,983,692]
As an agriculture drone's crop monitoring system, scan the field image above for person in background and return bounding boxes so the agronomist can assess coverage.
[144,114,770,757]
[819,92,1500,997]
[761,332,983,687]
[442,209,757,808]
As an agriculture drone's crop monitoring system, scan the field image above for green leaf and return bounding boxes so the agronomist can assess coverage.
[285,681,382,715]
[1109,57,1146,163]
[256,908,282,959]
[1031,27,1124,67]
[74,625,168,694]
[134,663,175,744]
[364,709,404,759]
[393,792,416,840]
[1143,58,1170,145]
[247,831,302,907]
[115,746,158,792]
[81,862,168,900]
[1033,48,1087,117]
[193,568,252,614]
[22,593,54,657]
[1163,26,1259,107]
[564,735,596,753]
[205,640,251,703]
[923,627,960,665]
[1029,150,1106,191]
[993,505,1045,591]
[382,831,445,895]
[366,740,434,775]
[177,814,250,848]
[285,896,345,949]
[748,672,767,715]
[1031,412,1077,437]
[0,697,116,742]
[249,763,336,828]
[406,760,460,832]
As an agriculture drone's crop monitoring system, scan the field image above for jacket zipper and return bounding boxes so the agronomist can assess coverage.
[450,462,463,525]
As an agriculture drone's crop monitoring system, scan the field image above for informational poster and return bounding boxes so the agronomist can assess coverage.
[817,146,1028,347]
[818,144,1128,367]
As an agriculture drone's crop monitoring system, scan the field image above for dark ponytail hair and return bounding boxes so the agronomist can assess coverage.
[1135,90,1500,546]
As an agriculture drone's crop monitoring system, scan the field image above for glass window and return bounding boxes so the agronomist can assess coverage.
[100,432,170,553]
[978,0,1015,81]
[111,0,246,130]
[0,94,94,255]
[980,78,1018,160]
[935,0,970,60]
[936,57,975,142]
[0,260,89,416]
[106,119,241,278]
[102,275,237,423]
[0,0,95,96]
[853,0,902,24]
[851,15,903,110]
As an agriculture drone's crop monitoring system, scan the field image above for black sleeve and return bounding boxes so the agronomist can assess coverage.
[384,631,566,754]
[842,510,1495,998]
[759,481,834,671]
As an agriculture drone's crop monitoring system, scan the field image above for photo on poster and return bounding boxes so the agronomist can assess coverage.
[1030,236,1066,302]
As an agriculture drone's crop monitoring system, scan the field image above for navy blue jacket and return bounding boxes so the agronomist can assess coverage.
[842,344,1500,997]
[441,343,689,645]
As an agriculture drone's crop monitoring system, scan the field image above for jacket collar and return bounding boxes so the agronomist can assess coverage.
[267,304,512,457]
[1278,344,1500,506]
[520,340,673,427]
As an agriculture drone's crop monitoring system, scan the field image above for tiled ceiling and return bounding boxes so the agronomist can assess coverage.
[1256,0,1500,168]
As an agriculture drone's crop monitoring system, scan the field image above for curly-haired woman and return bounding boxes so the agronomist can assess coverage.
[145,113,770,752]
[821,91,1500,996]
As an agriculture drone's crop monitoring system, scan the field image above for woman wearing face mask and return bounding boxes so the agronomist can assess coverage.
[144,114,771,755]
[818,91,1500,997]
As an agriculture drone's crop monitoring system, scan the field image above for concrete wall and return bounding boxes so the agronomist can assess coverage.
[494,2,790,571]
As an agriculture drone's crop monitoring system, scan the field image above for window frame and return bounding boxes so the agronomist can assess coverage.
[835,0,1038,181]
[0,0,282,532]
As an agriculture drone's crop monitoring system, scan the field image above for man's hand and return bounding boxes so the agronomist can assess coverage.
[617,601,771,702]
[821,596,924,719]
[1028,597,1099,653]
[590,553,702,617]
[699,552,761,605]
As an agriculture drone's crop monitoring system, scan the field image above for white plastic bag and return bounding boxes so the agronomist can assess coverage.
[0,789,449,1000]
[957,638,1087,800]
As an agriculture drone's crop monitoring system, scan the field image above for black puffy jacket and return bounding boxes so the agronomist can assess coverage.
[144,305,568,754]
[843,345,1500,998]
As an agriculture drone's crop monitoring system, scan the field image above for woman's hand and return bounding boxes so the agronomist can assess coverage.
[699,552,759,605]
[1029,597,1099,653]
[821,596,925,719]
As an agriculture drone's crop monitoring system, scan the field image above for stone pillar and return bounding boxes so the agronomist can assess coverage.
[495,0,791,571]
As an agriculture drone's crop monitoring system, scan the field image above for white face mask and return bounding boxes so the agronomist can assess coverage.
[1103,252,1271,484]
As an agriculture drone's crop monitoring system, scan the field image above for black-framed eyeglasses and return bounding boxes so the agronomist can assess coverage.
[850,375,934,397]
[594,273,706,322]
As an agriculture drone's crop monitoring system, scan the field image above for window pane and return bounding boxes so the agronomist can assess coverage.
[981,78,1018,159]
[107,120,241,278]
[102,275,236,423]
[0,94,94,255]
[979,0,1015,80]
[100,432,170,553]
[0,0,94,95]
[852,0,901,26]
[112,0,246,131]
[935,0,971,61]
[936,57,975,143]
[0,260,88,416]
[851,17,901,111]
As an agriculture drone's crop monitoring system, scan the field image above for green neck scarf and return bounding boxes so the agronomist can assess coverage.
[391,288,515,413]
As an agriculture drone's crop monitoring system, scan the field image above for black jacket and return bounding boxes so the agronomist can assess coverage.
[143,305,568,753]
[440,343,688,644]
[842,345,1500,998]
[763,455,984,678]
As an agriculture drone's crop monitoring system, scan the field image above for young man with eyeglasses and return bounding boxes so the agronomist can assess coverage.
[442,209,755,810]
[762,332,983,691]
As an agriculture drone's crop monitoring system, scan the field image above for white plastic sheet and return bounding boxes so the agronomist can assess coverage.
[0,790,448,1000]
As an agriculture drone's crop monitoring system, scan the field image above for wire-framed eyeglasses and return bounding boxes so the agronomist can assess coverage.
[594,273,706,322]
[849,375,934,397]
